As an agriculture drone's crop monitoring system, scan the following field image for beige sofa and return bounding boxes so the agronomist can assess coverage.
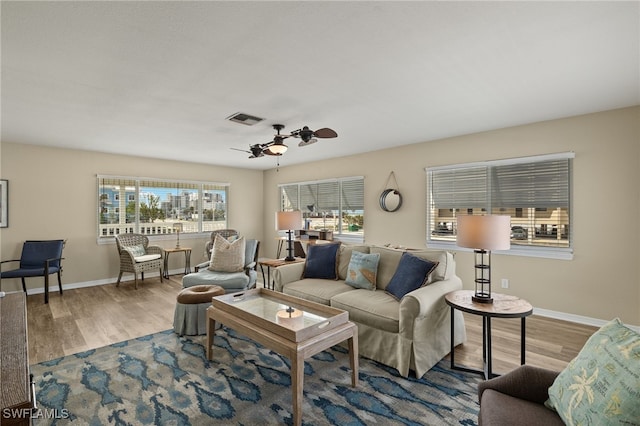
[273,244,466,377]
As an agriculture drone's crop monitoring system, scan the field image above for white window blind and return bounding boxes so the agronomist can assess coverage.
[279,176,365,238]
[427,153,574,259]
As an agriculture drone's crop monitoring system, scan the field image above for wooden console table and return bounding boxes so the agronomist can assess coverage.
[1,292,35,425]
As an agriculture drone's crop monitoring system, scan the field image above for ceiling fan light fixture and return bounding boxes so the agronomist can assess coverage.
[267,143,288,155]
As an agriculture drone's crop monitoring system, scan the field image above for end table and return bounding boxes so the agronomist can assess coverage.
[445,290,533,380]
[163,247,192,278]
[258,257,305,290]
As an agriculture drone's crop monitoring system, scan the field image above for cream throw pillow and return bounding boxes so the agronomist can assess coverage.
[209,235,245,272]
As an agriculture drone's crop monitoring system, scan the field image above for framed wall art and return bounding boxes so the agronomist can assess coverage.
[0,179,8,228]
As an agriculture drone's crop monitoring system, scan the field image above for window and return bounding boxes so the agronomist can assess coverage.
[426,153,573,259]
[279,176,364,240]
[97,176,229,240]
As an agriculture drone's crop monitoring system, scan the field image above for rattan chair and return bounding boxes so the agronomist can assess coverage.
[115,234,163,289]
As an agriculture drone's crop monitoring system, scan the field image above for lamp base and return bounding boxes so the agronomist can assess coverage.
[472,293,493,304]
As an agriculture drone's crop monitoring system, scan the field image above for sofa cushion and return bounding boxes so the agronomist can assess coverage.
[133,253,161,263]
[369,246,404,290]
[345,251,380,290]
[209,235,245,272]
[385,253,438,300]
[330,289,399,333]
[302,243,341,280]
[546,318,640,426]
[337,244,370,280]
[282,279,355,306]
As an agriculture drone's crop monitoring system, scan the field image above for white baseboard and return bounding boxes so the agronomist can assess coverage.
[534,307,640,333]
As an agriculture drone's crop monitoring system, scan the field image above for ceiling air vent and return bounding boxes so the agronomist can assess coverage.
[226,112,264,126]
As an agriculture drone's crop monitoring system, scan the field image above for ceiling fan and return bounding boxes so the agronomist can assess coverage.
[231,124,337,159]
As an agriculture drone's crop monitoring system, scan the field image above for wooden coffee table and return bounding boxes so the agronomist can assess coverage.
[206,288,358,426]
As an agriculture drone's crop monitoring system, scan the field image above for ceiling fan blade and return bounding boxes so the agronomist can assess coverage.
[313,128,337,138]
[230,147,250,153]
[298,138,318,147]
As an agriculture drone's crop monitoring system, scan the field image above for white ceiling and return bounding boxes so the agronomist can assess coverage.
[2,1,638,170]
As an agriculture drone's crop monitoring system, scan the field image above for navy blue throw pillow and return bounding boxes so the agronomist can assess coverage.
[385,253,439,300]
[302,243,341,280]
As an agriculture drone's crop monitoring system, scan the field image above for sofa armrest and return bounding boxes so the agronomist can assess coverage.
[478,365,560,404]
[400,276,463,320]
[272,262,305,292]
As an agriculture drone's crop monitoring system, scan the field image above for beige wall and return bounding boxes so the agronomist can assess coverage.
[0,144,264,288]
[1,107,638,325]
[263,107,640,325]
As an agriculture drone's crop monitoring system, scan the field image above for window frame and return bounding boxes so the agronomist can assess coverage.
[97,175,229,244]
[279,176,365,243]
[426,152,574,260]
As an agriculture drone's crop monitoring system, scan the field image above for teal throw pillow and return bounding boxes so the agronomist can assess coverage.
[385,253,438,300]
[345,251,380,290]
[302,243,340,280]
[545,318,640,425]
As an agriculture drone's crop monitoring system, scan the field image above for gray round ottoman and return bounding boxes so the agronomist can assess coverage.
[173,284,224,336]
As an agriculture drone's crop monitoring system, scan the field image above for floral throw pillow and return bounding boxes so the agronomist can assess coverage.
[545,318,640,425]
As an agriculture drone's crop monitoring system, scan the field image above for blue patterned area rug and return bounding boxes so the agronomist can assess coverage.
[31,328,480,425]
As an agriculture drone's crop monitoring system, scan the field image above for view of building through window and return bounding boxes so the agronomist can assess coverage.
[279,177,364,238]
[98,176,228,238]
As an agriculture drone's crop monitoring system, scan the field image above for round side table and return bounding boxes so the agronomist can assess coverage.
[445,289,533,379]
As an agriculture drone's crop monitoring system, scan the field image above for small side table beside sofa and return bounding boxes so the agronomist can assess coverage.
[445,290,533,380]
[259,257,305,290]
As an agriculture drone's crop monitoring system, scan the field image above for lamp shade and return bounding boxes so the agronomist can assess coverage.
[267,143,288,155]
[276,210,302,231]
[456,215,510,251]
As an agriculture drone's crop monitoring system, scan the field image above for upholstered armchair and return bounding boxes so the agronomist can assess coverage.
[115,234,163,289]
[0,239,66,304]
[183,237,260,293]
[477,365,564,425]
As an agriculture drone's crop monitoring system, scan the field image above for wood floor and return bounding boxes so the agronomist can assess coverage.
[26,276,598,375]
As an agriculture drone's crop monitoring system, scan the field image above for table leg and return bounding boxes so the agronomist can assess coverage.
[521,317,526,365]
[485,316,493,380]
[259,264,266,288]
[449,306,455,369]
[206,316,216,361]
[267,267,272,290]
[184,250,191,275]
[163,252,170,279]
[291,352,304,426]
[348,328,359,387]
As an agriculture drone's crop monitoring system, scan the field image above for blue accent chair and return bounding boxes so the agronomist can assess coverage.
[0,240,66,304]
[182,239,260,293]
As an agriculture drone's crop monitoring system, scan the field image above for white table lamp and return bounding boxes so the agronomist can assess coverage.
[456,215,510,304]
